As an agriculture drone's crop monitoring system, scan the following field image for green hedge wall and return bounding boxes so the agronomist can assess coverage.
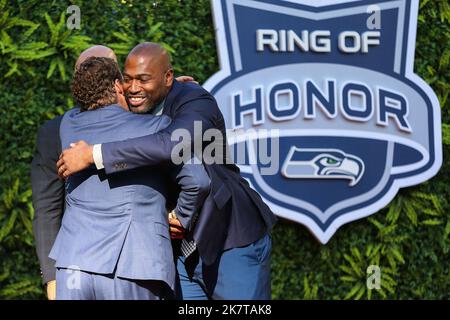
[0,0,448,299]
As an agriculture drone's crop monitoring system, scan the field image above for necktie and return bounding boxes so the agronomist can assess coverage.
[179,210,200,258]
[181,238,197,258]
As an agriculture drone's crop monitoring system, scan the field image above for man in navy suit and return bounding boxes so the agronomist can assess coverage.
[57,43,277,300]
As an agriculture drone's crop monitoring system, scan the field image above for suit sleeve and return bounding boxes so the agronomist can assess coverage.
[31,118,65,285]
[171,160,210,230]
[101,96,218,174]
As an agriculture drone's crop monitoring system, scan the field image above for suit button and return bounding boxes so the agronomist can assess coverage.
[114,162,127,169]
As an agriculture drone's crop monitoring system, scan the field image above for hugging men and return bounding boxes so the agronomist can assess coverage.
[32,43,277,300]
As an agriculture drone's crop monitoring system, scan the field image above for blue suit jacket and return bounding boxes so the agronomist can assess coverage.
[101,81,277,265]
[49,105,210,289]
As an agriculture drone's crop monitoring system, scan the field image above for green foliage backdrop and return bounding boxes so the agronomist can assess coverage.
[0,0,448,299]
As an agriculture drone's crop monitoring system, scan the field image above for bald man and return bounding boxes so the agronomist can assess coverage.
[74,45,117,69]
[31,45,195,300]
[57,43,277,300]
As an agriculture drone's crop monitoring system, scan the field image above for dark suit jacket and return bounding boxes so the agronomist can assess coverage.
[31,116,64,284]
[102,80,278,265]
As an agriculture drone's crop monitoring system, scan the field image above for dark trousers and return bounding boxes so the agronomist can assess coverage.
[175,234,272,300]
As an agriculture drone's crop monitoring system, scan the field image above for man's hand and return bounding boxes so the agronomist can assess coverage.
[175,75,198,84]
[57,140,94,179]
[46,280,56,300]
[168,211,185,239]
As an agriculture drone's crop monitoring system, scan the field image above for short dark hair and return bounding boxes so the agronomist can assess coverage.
[71,57,123,111]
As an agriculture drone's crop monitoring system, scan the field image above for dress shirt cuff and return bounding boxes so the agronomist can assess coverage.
[93,144,104,170]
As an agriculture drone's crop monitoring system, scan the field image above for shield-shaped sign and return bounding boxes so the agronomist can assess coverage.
[203,0,442,243]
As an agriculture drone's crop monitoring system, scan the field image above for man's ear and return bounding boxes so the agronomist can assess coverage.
[115,79,124,96]
[115,79,128,110]
[165,69,174,87]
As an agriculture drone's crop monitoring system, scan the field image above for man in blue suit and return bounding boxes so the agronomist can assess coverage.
[57,43,278,300]
[50,56,210,299]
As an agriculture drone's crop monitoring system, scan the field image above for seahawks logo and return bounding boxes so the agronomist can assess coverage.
[282,147,364,186]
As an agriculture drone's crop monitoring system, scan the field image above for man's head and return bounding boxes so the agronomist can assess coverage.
[72,57,123,111]
[122,42,174,114]
[75,45,117,69]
